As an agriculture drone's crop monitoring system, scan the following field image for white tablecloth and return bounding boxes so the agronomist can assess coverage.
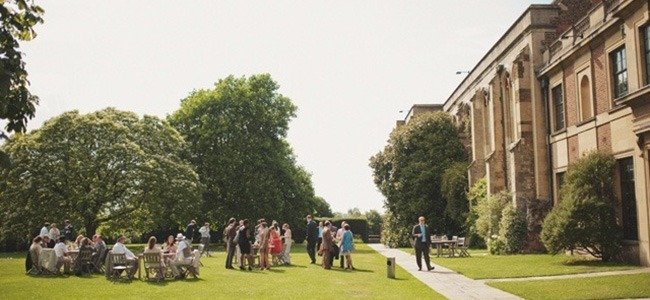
[40,249,57,272]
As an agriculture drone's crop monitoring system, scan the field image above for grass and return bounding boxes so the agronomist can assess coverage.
[488,273,650,300]
[398,247,639,279]
[2,243,443,299]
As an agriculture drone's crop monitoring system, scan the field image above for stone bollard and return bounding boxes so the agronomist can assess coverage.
[387,257,395,279]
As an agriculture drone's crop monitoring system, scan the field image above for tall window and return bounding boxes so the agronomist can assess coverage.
[579,75,592,121]
[610,47,628,98]
[555,171,565,203]
[552,85,565,131]
[641,24,650,84]
[618,157,638,240]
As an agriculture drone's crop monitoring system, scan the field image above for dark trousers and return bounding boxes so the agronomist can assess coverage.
[339,254,345,268]
[225,241,236,268]
[307,240,317,263]
[415,244,431,270]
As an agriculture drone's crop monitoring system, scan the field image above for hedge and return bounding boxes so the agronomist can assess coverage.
[316,217,369,243]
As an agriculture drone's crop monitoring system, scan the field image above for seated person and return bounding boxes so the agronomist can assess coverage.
[27,236,43,274]
[92,234,107,266]
[74,235,85,249]
[170,233,200,279]
[144,236,165,279]
[53,237,71,274]
[161,235,177,263]
[112,235,139,278]
[41,235,53,248]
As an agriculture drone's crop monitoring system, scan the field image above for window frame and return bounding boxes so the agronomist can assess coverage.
[610,46,628,99]
[642,25,650,85]
[551,84,565,132]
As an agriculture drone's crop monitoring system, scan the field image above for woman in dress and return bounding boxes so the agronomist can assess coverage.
[238,219,254,271]
[162,235,177,263]
[340,224,355,269]
[269,225,283,262]
[258,222,270,270]
[281,223,292,265]
[319,221,333,269]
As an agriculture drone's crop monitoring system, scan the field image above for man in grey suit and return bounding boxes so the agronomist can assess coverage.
[412,216,434,271]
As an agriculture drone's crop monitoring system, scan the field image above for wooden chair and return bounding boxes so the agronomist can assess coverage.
[74,248,96,275]
[457,237,471,257]
[94,248,108,273]
[107,253,132,281]
[143,252,165,282]
[26,249,42,275]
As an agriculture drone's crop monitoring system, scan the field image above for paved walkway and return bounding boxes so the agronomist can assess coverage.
[480,267,650,283]
[367,244,521,300]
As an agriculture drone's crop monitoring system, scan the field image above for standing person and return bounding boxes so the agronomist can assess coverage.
[198,222,211,257]
[258,222,270,270]
[269,225,283,262]
[281,223,292,265]
[237,219,254,271]
[305,215,318,264]
[185,220,196,244]
[62,220,75,242]
[316,221,324,251]
[49,223,60,242]
[223,218,237,269]
[412,216,435,271]
[39,222,50,238]
[319,221,333,269]
[336,221,348,268]
[340,224,355,269]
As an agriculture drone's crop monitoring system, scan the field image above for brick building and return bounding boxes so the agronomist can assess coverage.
[441,0,650,265]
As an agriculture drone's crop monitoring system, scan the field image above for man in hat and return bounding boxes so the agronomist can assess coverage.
[171,233,200,279]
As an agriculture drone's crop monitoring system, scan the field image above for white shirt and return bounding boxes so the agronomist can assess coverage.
[53,242,67,258]
[112,242,136,260]
[176,240,191,260]
[199,226,210,238]
[39,226,49,237]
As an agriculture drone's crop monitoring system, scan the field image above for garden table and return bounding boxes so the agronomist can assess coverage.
[39,248,58,273]
[431,239,457,257]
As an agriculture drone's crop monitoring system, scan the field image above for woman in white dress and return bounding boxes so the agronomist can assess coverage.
[282,223,292,265]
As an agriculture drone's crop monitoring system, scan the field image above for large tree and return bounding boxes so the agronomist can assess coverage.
[370,112,466,246]
[0,108,202,243]
[0,0,44,167]
[168,74,322,240]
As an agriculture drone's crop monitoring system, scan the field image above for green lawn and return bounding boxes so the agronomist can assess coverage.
[488,273,650,300]
[2,244,443,299]
[398,247,639,279]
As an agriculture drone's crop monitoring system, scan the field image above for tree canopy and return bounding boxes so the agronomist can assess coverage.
[168,74,323,240]
[370,112,466,245]
[0,0,44,168]
[0,108,202,244]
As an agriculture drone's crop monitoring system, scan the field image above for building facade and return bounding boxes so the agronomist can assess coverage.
[442,0,650,265]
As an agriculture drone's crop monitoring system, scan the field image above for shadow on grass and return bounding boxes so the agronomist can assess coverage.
[562,258,635,267]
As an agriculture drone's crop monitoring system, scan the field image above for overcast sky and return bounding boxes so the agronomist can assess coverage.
[20,0,549,213]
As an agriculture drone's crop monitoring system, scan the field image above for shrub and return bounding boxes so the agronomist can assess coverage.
[380,211,412,248]
[487,236,505,255]
[497,203,527,254]
[475,191,510,241]
[466,178,487,248]
[541,151,621,261]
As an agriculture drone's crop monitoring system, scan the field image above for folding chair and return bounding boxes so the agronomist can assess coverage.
[143,252,165,282]
[107,253,132,281]
[457,237,471,257]
[26,249,42,275]
[94,248,108,274]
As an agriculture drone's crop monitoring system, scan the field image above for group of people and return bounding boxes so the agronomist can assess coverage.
[222,218,293,271]
[305,215,355,270]
[26,215,360,279]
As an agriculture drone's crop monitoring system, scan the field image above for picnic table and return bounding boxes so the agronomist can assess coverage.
[431,238,457,258]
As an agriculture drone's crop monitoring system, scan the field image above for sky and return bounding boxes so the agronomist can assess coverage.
[19,0,550,213]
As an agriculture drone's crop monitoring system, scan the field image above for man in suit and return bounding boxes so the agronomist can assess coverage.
[305,215,318,264]
[185,220,196,244]
[223,218,238,269]
[412,216,435,271]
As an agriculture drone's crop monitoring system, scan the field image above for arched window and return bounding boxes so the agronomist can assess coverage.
[579,75,593,121]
